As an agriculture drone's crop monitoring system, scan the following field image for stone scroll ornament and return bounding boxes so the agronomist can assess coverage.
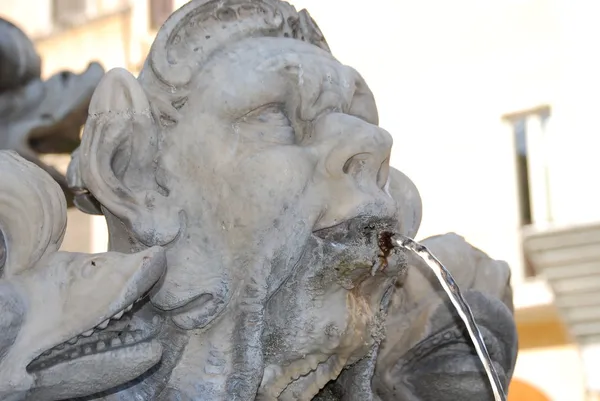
[0,150,169,401]
[0,18,104,207]
[60,0,518,400]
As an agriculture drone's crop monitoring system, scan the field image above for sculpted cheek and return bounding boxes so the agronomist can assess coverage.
[238,150,317,206]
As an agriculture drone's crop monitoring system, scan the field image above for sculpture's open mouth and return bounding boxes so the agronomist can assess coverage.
[311,215,404,284]
[26,296,162,373]
[24,246,168,387]
[260,215,405,400]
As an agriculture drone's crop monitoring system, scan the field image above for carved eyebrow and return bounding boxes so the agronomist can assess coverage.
[286,62,360,124]
[306,73,379,126]
[347,77,379,125]
[237,102,288,121]
[193,39,377,125]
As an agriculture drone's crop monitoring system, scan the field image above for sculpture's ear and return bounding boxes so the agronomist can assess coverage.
[78,68,181,246]
[388,167,422,238]
[0,151,66,278]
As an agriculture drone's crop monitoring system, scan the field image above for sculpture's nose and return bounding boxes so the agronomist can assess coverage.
[312,113,396,229]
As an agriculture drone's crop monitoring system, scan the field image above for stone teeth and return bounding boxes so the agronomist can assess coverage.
[125,304,133,312]
[84,346,92,355]
[67,337,78,345]
[110,338,122,347]
[124,333,135,344]
[133,332,143,341]
[112,310,124,320]
[42,350,51,357]
[81,329,94,337]
[97,341,106,351]
[97,319,110,329]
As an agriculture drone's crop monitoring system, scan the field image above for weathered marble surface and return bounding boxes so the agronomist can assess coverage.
[0,18,104,206]
[0,0,517,400]
[0,150,168,401]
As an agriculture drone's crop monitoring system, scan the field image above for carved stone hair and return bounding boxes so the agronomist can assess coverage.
[139,0,331,126]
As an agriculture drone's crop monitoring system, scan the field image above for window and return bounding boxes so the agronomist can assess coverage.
[52,0,129,28]
[149,0,174,31]
[513,117,533,227]
[504,105,552,277]
[52,0,94,28]
[504,105,552,227]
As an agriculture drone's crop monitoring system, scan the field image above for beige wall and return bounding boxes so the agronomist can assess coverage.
[544,2,600,225]
[0,0,53,37]
[35,9,133,77]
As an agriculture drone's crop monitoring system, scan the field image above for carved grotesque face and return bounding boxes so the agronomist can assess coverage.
[71,2,423,396]
[71,1,514,399]
[150,36,398,327]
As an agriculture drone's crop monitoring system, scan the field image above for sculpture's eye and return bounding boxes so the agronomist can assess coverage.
[0,229,6,276]
[237,103,296,145]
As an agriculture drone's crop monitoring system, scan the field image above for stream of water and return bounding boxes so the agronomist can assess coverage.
[393,235,507,401]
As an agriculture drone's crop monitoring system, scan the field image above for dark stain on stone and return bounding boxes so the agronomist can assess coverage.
[377,231,395,271]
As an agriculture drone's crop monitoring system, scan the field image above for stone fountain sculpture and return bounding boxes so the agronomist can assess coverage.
[0,17,104,206]
[0,0,518,400]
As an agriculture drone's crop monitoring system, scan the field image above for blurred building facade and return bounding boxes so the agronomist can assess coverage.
[2,0,599,400]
